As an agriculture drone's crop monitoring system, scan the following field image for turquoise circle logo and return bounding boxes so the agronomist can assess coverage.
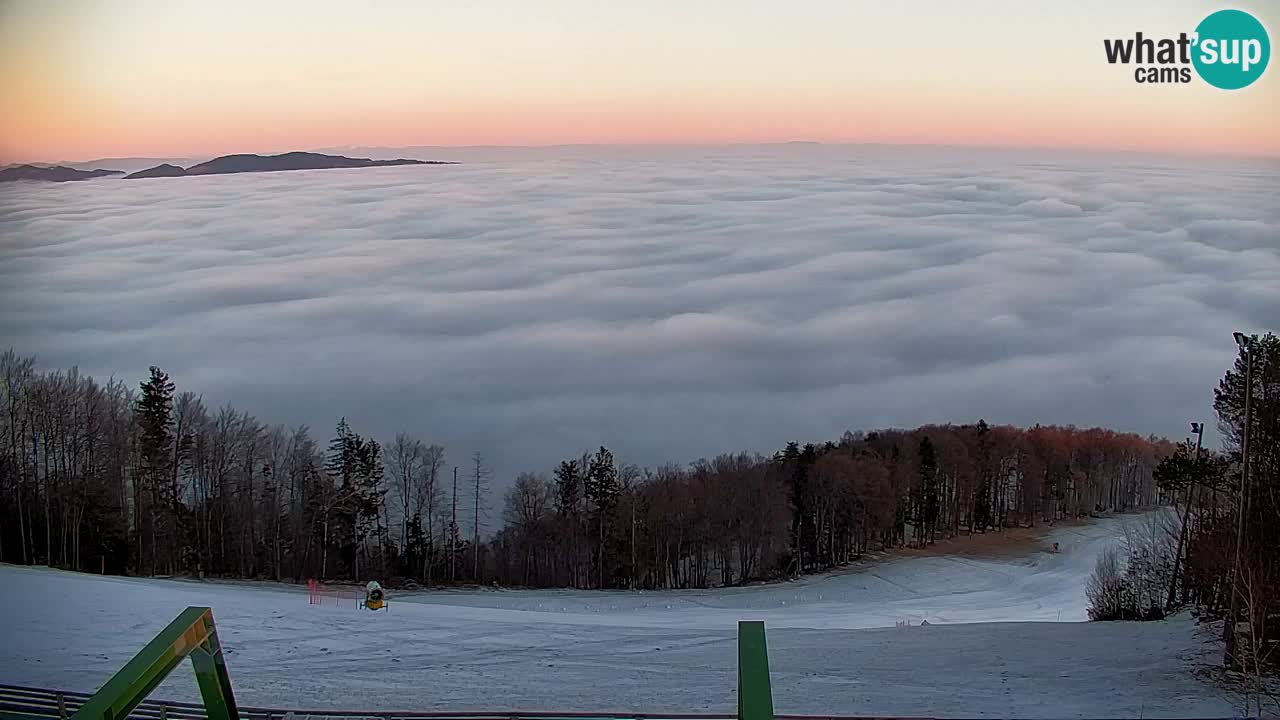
[1192,9,1270,89]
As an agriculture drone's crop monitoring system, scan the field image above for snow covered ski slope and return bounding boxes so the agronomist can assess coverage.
[0,514,1235,718]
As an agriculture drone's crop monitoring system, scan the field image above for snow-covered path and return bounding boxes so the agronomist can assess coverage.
[0,515,1235,718]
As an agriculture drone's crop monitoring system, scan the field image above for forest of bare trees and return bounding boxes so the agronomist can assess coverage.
[492,424,1170,589]
[0,347,1171,589]
[0,351,474,584]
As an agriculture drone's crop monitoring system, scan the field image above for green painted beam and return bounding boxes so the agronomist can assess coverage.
[736,621,774,720]
[72,607,239,720]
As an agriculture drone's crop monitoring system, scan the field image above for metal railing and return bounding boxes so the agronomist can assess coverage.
[0,684,918,720]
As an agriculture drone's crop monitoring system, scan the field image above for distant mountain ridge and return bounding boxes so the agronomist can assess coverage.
[126,164,186,179]
[0,165,125,183]
[125,151,457,179]
[66,157,196,172]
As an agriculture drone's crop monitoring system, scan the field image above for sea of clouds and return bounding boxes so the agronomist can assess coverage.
[1,145,1276,493]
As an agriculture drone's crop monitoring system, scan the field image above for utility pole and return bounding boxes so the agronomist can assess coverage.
[1225,332,1253,669]
[450,465,458,584]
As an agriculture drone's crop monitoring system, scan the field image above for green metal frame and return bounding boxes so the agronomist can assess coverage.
[736,622,774,720]
[61,607,768,720]
[72,607,238,720]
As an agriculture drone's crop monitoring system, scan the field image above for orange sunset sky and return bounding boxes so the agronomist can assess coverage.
[1,0,1277,163]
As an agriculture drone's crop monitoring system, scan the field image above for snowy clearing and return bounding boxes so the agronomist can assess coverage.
[0,515,1236,718]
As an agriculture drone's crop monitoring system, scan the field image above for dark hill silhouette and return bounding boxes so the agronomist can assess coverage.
[125,163,187,179]
[126,151,456,179]
[0,165,124,183]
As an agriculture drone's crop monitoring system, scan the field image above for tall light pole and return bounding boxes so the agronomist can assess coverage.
[1225,332,1254,668]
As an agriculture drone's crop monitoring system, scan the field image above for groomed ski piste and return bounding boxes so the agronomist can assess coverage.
[0,514,1237,718]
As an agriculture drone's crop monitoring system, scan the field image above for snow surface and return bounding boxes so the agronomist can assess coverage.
[0,515,1237,718]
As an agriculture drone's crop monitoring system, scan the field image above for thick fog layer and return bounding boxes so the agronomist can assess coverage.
[2,146,1275,486]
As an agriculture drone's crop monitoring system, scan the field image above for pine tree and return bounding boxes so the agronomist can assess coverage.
[918,435,939,545]
[555,460,581,514]
[325,418,357,487]
[134,366,174,574]
[321,418,367,579]
[586,446,619,587]
[974,419,993,531]
[554,459,582,585]
[586,446,619,510]
[779,441,804,574]
[355,437,386,578]
[135,367,175,477]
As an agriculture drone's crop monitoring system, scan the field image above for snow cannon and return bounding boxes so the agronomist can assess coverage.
[364,580,386,611]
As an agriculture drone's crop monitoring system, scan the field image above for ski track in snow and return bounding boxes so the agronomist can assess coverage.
[0,514,1235,718]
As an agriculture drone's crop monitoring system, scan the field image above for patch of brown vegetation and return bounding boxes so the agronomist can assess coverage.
[887,516,1093,564]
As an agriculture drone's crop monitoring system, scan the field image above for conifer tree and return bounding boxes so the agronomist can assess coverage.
[134,366,174,573]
